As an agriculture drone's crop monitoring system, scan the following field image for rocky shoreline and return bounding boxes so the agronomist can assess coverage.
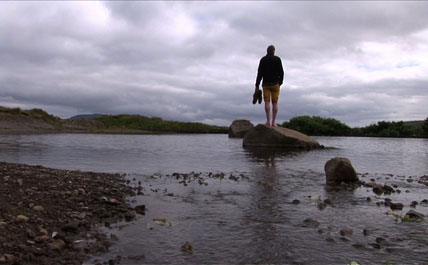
[0,162,141,265]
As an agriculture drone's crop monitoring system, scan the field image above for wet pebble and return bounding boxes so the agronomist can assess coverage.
[317,202,327,210]
[352,243,366,249]
[370,243,381,249]
[302,218,320,227]
[134,205,146,215]
[48,239,65,251]
[16,215,29,222]
[181,241,193,252]
[33,205,44,212]
[363,229,370,236]
[325,236,335,243]
[292,199,300,205]
[403,210,424,221]
[390,202,404,210]
[324,199,332,205]
[376,237,386,244]
[0,254,15,264]
[26,229,36,239]
[340,229,353,236]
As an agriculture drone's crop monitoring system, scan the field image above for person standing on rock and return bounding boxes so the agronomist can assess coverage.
[255,45,284,127]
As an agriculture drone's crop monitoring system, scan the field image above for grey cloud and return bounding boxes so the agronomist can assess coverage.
[1,1,428,127]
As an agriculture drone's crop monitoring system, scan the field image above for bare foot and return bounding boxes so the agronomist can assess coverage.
[265,121,271,126]
[272,123,277,127]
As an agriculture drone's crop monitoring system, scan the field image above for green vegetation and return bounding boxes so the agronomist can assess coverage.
[0,106,226,134]
[352,120,414,137]
[281,115,426,138]
[95,114,227,134]
[281,116,351,136]
[423,117,428,136]
[0,106,62,128]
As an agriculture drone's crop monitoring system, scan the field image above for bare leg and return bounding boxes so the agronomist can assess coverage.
[264,101,271,126]
[272,102,278,127]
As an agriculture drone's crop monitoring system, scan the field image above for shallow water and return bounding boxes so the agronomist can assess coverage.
[0,134,428,264]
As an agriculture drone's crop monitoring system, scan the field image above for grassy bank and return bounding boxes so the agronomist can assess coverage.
[95,114,227,134]
[0,106,227,134]
[0,106,62,129]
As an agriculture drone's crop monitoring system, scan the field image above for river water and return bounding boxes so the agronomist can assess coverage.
[0,134,427,265]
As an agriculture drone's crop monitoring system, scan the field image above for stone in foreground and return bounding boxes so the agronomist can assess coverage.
[229,120,254,138]
[242,124,321,149]
[325,157,359,186]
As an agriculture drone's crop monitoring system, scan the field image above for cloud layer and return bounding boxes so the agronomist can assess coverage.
[1,1,428,126]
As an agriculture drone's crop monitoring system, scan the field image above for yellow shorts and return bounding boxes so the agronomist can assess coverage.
[262,84,280,103]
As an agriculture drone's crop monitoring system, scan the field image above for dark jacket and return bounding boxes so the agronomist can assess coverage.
[255,54,284,87]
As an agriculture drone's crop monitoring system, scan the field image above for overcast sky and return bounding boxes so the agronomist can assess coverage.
[1,1,428,127]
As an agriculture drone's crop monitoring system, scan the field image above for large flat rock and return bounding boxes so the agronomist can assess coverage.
[243,124,322,150]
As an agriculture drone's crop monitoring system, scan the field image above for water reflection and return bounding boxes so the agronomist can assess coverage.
[241,147,295,263]
[243,147,299,166]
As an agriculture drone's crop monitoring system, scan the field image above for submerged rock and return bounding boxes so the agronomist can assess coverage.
[228,120,254,138]
[243,124,321,149]
[403,210,424,221]
[390,202,404,211]
[181,241,193,252]
[302,218,320,227]
[325,157,359,186]
[134,205,146,215]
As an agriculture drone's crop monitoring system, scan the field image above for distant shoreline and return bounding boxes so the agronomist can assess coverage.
[0,106,228,135]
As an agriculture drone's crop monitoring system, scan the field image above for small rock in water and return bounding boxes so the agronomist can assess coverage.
[383,184,395,194]
[370,243,381,249]
[403,210,424,221]
[324,199,332,205]
[390,202,403,210]
[340,229,353,236]
[317,202,327,210]
[292,199,300,205]
[181,241,193,252]
[325,236,335,243]
[376,237,386,244]
[134,205,146,215]
[124,211,136,222]
[372,184,384,195]
[303,218,320,227]
[363,229,370,236]
[410,201,418,208]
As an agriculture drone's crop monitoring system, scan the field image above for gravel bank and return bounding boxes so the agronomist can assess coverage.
[0,162,138,265]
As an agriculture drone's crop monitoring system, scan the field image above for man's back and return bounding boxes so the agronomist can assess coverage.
[256,54,284,87]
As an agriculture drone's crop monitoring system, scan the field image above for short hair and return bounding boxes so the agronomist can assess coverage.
[267,45,275,55]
